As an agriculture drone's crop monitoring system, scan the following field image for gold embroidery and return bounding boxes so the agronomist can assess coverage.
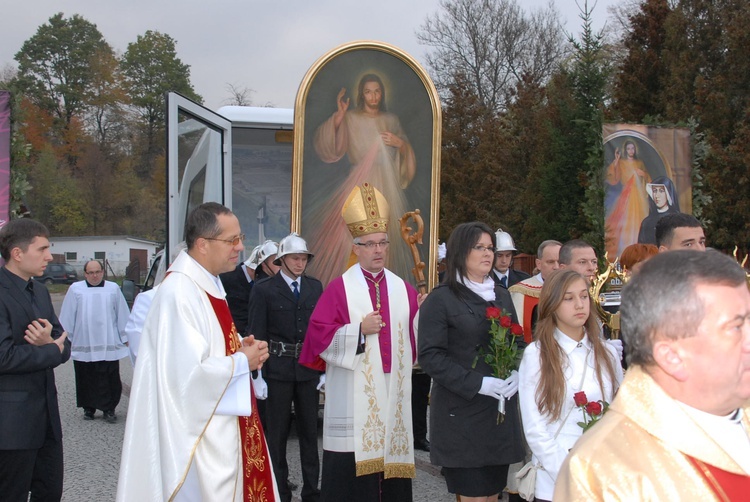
[246,475,271,501]
[385,463,417,479]
[243,416,267,475]
[361,343,385,453]
[356,457,385,477]
[388,323,410,457]
[228,321,240,353]
[346,219,389,238]
[508,281,542,298]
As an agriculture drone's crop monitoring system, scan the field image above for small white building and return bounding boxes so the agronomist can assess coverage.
[49,236,162,279]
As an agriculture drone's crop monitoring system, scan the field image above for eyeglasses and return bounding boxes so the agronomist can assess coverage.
[472,245,496,253]
[355,240,390,249]
[204,234,245,246]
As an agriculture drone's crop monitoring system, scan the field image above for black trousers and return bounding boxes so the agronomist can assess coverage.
[73,359,122,412]
[321,450,412,502]
[265,377,320,502]
[411,371,431,442]
[0,421,63,502]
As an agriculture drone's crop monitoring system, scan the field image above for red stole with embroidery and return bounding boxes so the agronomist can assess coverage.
[207,294,276,502]
[686,455,750,502]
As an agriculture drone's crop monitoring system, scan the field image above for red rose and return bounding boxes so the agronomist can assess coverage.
[585,401,603,416]
[510,323,523,336]
[486,306,501,320]
[573,391,588,407]
[500,316,512,328]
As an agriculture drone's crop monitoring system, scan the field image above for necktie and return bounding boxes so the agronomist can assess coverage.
[26,281,42,318]
[292,281,300,300]
[500,275,508,288]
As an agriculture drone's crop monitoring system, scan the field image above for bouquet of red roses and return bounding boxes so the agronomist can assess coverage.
[573,391,609,432]
[473,306,524,423]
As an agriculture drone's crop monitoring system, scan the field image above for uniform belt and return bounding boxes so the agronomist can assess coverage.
[269,340,302,358]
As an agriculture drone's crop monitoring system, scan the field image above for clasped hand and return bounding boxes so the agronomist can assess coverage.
[240,335,269,371]
[25,319,68,353]
[478,370,519,400]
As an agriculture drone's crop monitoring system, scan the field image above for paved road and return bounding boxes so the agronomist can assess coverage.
[51,293,464,501]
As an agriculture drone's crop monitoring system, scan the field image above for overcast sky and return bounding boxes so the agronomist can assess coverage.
[1,0,618,111]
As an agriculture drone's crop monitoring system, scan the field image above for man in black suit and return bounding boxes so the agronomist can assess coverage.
[491,228,530,289]
[248,233,323,502]
[0,219,71,502]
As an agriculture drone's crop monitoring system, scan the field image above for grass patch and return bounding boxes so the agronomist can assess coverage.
[46,284,70,295]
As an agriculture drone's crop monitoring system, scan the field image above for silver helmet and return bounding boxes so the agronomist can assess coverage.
[255,240,279,267]
[243,244,263,270]
[273,233,314,265]
[495,228,517,252]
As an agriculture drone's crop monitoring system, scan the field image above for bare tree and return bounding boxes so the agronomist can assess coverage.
[223,83,254,106]
[604,0,644,42]
[0,63,17,85]
[417,0,569,112]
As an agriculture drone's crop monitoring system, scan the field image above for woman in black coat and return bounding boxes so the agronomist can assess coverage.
[419,222,525,501]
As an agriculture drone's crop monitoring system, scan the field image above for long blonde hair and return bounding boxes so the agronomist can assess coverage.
[533,269,619,421]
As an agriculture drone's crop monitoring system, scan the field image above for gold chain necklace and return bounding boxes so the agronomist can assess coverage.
[364,273,384,310]
[364,273,385,329]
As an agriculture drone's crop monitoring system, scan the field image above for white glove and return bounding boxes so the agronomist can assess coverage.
[500,370,519,399]
[606,339,624,361]
[252,373,268,400]
[478,376,505,400]
[316,374,326,392]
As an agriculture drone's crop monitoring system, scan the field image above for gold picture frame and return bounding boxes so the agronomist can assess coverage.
[292,40,441,289]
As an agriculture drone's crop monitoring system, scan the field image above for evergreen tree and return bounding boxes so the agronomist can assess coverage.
[611,0,671,122]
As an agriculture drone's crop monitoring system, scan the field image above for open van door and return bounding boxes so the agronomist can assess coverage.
[166,92,232,268]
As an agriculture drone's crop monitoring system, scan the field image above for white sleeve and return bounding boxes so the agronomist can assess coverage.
[115,287,131,342]
[518,344,572,481]
[319,323,364,371]
[58,286,78,337]
[123,290,157,364]
[510,291,525,326]
[214,352,252,416]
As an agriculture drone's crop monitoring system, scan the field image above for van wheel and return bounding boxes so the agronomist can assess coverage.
[44,278,54,285]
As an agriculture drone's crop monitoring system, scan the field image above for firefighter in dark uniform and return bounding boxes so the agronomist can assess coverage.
[247,233,323,502]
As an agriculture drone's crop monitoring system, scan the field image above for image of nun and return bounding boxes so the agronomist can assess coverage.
[637,176,680,245]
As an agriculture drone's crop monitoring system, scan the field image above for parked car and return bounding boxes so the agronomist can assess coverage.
[34,263,78,285]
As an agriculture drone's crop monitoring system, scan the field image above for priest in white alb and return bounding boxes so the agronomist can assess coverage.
[299,183,422,502]
[117,202,277,501]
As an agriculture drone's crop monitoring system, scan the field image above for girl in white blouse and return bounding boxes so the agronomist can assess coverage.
[518,269,623,501]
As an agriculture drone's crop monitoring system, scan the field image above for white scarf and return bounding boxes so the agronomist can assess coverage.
[458,272,496,302]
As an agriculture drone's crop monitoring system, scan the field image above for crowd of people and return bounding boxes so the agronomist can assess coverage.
[1,184,748,501]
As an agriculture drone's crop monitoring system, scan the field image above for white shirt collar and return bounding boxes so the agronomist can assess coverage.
[554,327,591,355]
[678,402,750,473]
[242,265,254,283]
[280,269,299,291]
[493,269,508,281]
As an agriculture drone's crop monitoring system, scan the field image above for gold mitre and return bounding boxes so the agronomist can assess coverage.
[341,182,390,238]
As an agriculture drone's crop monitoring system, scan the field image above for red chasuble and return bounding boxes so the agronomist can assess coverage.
[521,295,539,344]
[687,455,750,502]
[207,294,276,502]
